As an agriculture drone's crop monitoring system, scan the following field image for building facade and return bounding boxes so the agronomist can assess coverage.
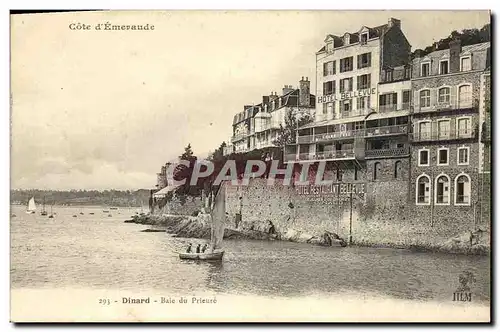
[228,77,316,155]
[409,40,490,229]
[285,18,412,182]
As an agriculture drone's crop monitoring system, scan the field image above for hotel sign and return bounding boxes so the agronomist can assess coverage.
[317,87,376,104]
[296,183,366,204]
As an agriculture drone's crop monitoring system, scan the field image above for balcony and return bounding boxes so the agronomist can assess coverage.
[378,104,398,113]
[365,146,410,158]
[297,129,365,144]
[284,149,355,162]
[413,98,479,114]
[410,129,476,142]
[365,124,408,137]
[231,133,248,143]
[341,108,370,118]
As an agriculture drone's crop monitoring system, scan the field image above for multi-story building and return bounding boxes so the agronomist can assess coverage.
[409,40,490,227]
[285,18,412,184]
[229,77,316,154]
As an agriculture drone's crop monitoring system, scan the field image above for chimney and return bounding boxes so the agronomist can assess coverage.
[262,95,269,105]
[282,85,294,95]
[299,76,310,107]
[449,38,461,73]
[388,18,401,29]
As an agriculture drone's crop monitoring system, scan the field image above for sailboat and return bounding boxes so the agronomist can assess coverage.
[26,197,36,214]
[40,197,48,216]
[178,181,226,261]
[48,205,54,218]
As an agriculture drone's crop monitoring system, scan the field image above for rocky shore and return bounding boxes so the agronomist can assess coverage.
[125,212,347,247]
[125,213,489,255]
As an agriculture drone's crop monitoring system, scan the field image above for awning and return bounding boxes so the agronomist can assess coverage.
[153,184,181,197]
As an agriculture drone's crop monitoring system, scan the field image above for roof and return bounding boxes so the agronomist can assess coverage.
[318,22,389,53]
[414,42,490,63]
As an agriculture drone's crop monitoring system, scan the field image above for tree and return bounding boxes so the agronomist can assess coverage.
[272,109,313,147]
[173,144,199,196]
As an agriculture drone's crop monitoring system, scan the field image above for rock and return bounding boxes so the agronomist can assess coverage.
[141,229,166,232]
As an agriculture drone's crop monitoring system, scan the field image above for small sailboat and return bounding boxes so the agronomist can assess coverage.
[178,181,226,261]
[26,197,36,214]
[48,205,54,218]
[40,197,48,216]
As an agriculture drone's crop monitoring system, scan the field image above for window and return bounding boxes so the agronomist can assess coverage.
[416,174,431,205]
[354,167,358,180]
[357,96,370,110]
[326,102,334,116]
[455,174,471,205]
[394,161,402,179]
[438,87,450,104]
[379,93,397,112]
[357,52,371,69]
[385,70,393,82]
[458,85,472,108]
[342,99,352,112]
[458,147,470,165]
[373,162,381,181]
[418,121,431,140]
[323,61,335,76]
[461,57,471,71]
[360,33,368,44]
[323,80,335,95]
[421,62,430,77]
[340,56,353,72]
[340,78,353,93]
[439,60,449,75]
[278,98,282,108]
[402,90,411,108]
[457,117,471,137]
[437,148,449,166]
[357,74,371,90]
[418,149,429,166]
[326,42,333,53]
[435,175,450,204]
[322,103,328,115]
[437,120,450,139]
[420,90,431,108]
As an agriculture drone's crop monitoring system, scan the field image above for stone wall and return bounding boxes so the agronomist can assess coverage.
[156,195,204,216]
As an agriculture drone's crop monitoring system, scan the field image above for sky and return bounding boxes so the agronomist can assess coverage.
[10,10,490,190]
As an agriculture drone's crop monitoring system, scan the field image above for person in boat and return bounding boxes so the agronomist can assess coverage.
[186,243,193,253]
[201,243,208,253]
[196,244,201,253]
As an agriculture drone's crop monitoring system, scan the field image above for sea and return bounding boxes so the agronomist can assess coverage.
[10,205,491,322]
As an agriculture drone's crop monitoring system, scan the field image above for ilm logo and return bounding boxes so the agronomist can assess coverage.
[453,270,476,302]
[452,292,472,302]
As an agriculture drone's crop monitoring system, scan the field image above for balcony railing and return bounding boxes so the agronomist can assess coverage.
[296,125,408,144]
[413,98,479,113]
[341,108,370,118]
[410,129,476,142]
[365,146,410,158]
[378,104,398,113]
[284,149,355,162]
[231,133,249,143]
[365,124,408,137]
[297,129,365,144]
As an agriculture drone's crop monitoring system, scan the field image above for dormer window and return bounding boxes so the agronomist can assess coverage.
[461,56,472,71]
[278,98,282,108]
[421,62,430,77]
[326,42,333,53]
[439,60,449,75]
[264,104,268,112]
[344,34,350,45]
[360,33,368,45]
[271,100,275,110]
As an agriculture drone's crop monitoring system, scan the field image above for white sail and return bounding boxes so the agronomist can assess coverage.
[210,181,226,251]
[27,197,36,212]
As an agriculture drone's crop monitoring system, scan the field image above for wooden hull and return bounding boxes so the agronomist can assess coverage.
[178,251,224,261]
